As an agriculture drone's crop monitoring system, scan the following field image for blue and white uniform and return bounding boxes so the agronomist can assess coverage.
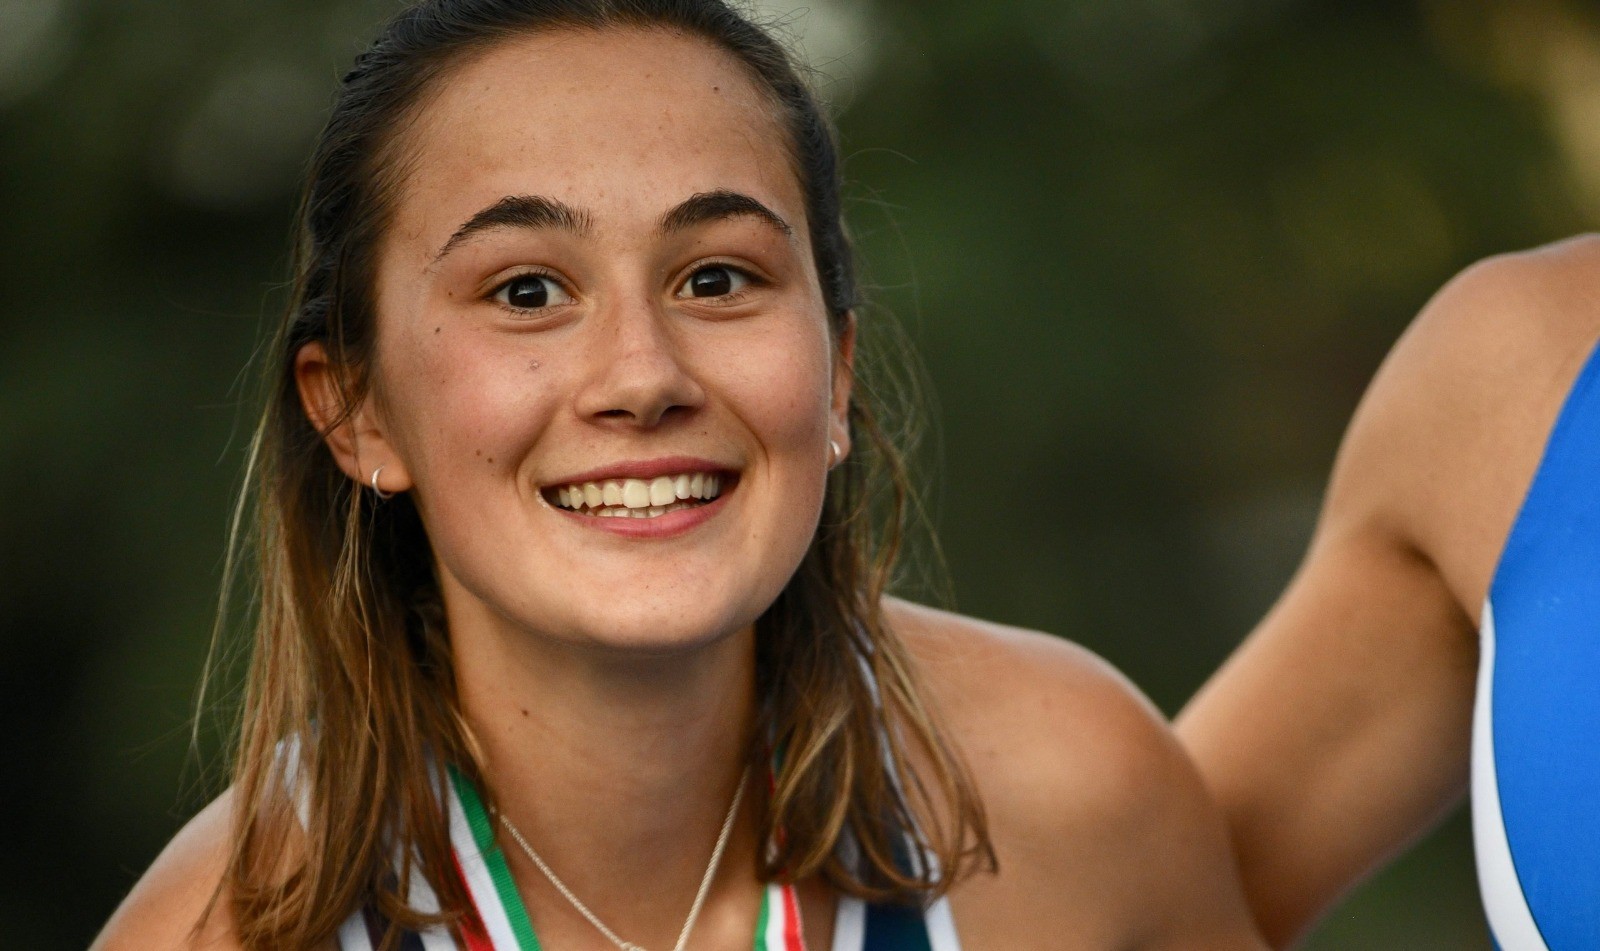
[1475,340,1600,949]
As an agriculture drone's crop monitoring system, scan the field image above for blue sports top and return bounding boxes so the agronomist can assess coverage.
[1475,338,1600,949]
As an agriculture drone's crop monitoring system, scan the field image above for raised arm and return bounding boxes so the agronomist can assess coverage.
[1177,238,1600,947]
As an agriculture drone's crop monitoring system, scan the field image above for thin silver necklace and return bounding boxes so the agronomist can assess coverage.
[498,765,750,951]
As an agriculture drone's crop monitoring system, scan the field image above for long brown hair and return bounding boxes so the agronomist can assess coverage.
[214,1,993,946]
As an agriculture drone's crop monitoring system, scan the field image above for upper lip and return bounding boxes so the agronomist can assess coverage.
[541,456,736,488]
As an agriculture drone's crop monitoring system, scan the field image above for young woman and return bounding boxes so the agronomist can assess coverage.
[1179,234,1600,949]
[94,2,1263,948]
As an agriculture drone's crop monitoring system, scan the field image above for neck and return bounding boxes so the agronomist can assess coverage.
[448,598,763,947]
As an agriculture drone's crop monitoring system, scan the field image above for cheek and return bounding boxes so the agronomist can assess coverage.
[377,328,558,481]
[716,322,835,464]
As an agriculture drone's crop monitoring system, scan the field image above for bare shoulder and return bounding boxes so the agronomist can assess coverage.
[1437,234,1600,347]
[1327,234,1600,612]
[1375,234,1600,444]
[92,790,242,951]
[1414,234,1600,345]
[888,598,1169,793]
[887,599,1264,949]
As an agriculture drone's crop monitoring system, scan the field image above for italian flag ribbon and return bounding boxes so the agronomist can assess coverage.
[444,766,806,951]
[755,879,806,951]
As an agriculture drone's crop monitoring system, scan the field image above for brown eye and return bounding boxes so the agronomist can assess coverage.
[495,274,571,310]
[678,266,751,299]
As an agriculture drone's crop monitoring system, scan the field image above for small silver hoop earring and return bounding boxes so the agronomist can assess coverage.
[370,465,393,500]
[828,439,842,467]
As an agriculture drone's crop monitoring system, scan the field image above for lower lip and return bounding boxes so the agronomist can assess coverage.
[549,489,731,539]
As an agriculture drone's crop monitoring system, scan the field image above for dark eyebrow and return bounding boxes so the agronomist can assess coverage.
[659,190,794,239]
[433,194,592,262]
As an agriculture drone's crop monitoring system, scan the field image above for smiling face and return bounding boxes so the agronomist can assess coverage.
[320,27,850,654]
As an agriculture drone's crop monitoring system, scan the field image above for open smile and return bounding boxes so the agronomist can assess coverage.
[544,470,729,519]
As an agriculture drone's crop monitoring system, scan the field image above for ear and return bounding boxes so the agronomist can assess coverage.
[294,341,413,496]
[829,312,856,466]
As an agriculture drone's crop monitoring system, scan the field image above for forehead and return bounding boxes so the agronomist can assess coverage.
[388,26,802,255]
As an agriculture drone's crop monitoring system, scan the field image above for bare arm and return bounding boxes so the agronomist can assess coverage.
[1178,510,1477,947]
[1177,240,1600,947]
[1087,659,1274,951]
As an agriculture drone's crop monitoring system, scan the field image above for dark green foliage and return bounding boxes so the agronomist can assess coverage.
[2,0,1568,945]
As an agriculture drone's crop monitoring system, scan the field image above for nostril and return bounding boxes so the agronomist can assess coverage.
[592,403,696,424]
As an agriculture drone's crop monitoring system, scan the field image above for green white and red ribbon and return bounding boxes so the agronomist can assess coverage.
[445,766,807,951]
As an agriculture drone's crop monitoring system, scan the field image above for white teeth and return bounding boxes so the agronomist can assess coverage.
[550,471,726,515]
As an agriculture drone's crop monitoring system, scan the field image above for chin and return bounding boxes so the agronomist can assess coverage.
[439,549,786,660]
[553,595,763,658]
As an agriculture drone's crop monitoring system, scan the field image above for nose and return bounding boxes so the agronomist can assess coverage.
[574,298,705,428]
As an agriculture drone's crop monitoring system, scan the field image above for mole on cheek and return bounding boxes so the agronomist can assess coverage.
[529,359,541,371]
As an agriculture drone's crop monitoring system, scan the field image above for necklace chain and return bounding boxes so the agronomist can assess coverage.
[498,765,750,951]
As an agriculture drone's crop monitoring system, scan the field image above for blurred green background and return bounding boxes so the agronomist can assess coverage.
[4,0,1594,945]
